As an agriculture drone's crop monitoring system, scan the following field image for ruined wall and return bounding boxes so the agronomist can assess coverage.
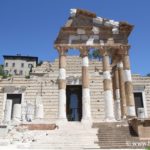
[0,56,104,122]
[0,61,59,122]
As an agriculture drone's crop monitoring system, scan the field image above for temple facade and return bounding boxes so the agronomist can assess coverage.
[0,9,150,124]
[0,56,150,123]
[0,9,150,149]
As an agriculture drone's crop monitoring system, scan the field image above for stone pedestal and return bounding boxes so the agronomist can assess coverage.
[13,104,21,121]
[26,103,34,122]
[21,103,27,122]
[35,95,44,119]
[4,99,12,123]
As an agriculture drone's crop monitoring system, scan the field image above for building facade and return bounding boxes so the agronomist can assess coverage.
[3,55,38,76]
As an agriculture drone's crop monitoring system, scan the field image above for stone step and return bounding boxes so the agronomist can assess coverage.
[91,122,149,149]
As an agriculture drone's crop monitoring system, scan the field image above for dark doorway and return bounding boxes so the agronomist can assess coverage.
[66,85,82,121]
[134,92,144,116]
[7,94,22,119]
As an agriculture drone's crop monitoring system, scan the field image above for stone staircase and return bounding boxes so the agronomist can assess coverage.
[0,122,100,150]
[0,122,149,149]
[26,122,100,150]
[93,122,150,149]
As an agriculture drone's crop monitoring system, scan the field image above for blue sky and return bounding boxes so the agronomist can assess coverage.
[0,0,150,75]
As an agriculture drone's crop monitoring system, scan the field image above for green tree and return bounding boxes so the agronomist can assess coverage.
[92,49,102,61]
[0,65,4,76]
[147,73,150,77]
[29,64,33,74]
[88,53,92,60]
[38,60,43,66]
[0,65,11,78]
[146,146,150,150]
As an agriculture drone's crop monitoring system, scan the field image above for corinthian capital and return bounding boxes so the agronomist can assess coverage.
[57,47,68,56]
[79,47,89,57]
[120,45,130,56]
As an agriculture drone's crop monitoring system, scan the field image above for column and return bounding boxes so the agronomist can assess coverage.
[80,48,92,121]
[123,54,136,117]
[117,61,127,118]
[112,69,116,103]
[102,53,115,121]
[4,99,12,123]
[113,66,121,120]
[58,48,67,120]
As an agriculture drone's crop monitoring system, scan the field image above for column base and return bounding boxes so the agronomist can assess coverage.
[114,100,121,121]
[104,117,116,122]
[122,115,127,119]
[127,106,136,117]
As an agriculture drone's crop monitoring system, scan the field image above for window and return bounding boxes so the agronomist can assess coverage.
[12,63,15,67]
[14,70,17,75]
[5,62,8,67]
[21,63,24,68]
[28,64,33,68]
[4,70,9,75]
[20,70,23,75]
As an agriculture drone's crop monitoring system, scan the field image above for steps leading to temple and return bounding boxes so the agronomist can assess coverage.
[28,122,100,149]
[0,122,100,150]
[0,122,149,149]
[0,122,150,150]
[93,122,149,149]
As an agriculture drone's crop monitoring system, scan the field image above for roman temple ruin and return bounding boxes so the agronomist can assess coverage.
[0,9,150,149]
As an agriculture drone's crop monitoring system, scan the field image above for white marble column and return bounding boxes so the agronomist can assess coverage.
[123,54,136,117]
[102,53,115,121]
[80,48,92,122]
[58,48,67,121]
[4,99,12,123]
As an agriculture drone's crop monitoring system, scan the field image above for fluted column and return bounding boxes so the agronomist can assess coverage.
[117,61,127,118]
[80,48,92,121]
[113,66,121,120]
[58,48,67,120]
[102,52,115,121]
[123,54,136,117]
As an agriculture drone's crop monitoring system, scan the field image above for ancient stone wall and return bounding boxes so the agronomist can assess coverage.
[132,74,150,117]
[0,56,150,123]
